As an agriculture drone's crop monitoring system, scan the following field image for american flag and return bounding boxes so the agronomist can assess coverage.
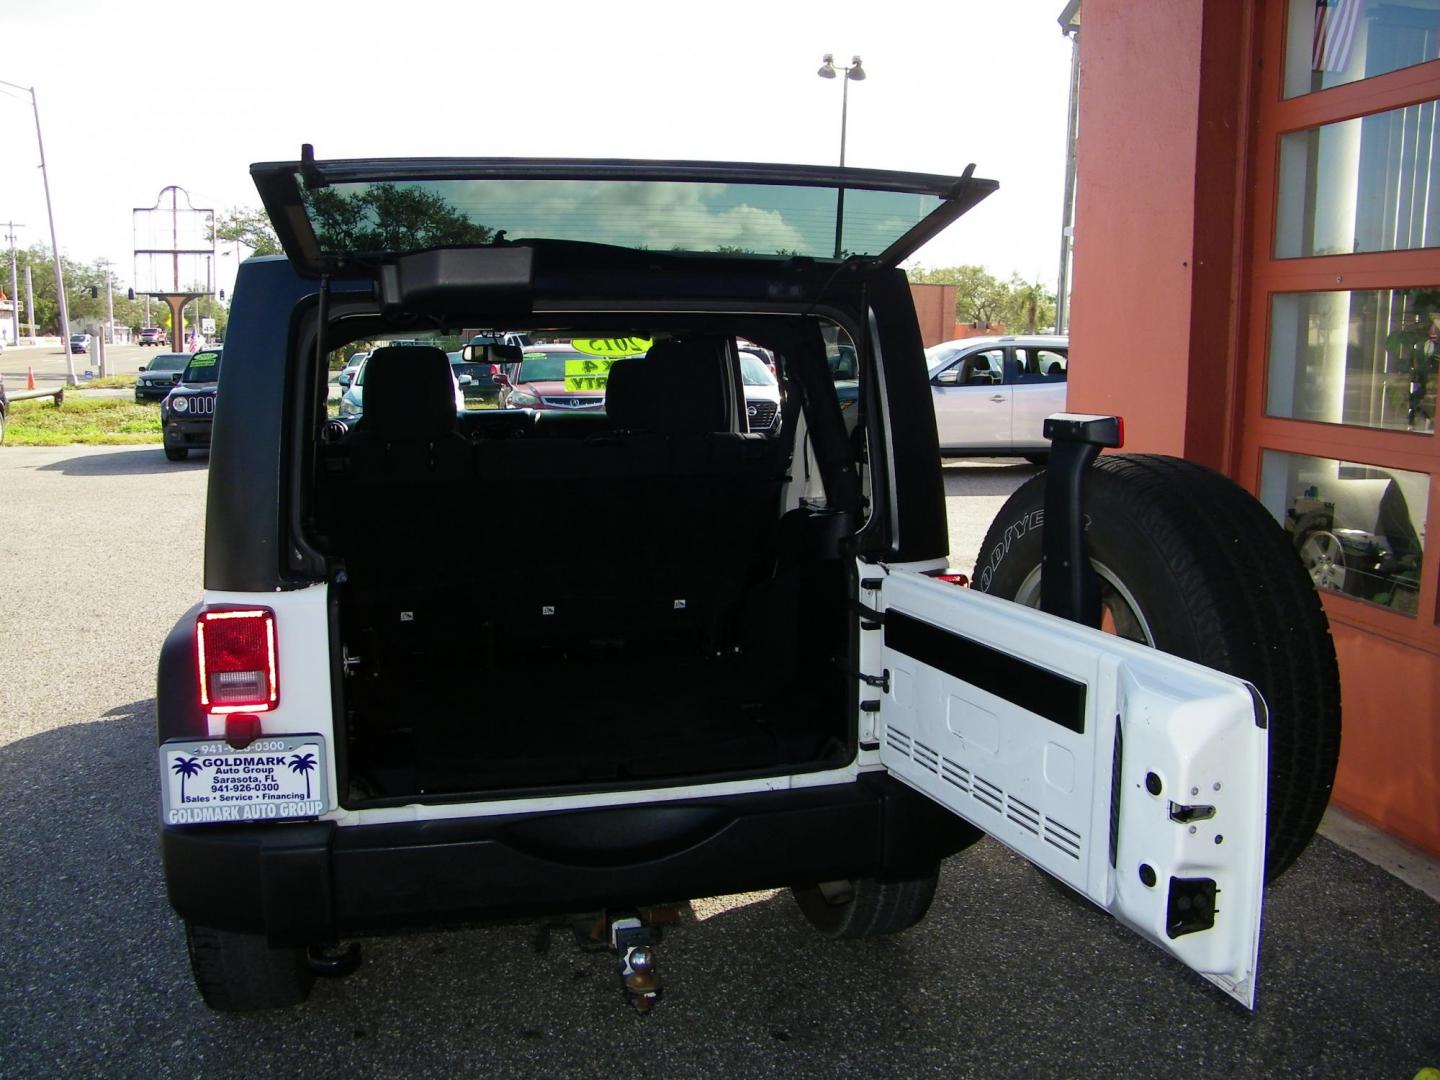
[1313,0,1365,73]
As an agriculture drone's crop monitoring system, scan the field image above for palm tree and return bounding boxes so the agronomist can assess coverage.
[288,752,318,799]
[172,756,202,803]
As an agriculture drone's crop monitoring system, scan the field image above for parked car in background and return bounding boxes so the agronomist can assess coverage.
[139,327,168,346]
[69,333,90,354]
[336,349,465,421]
[135,353,193,402]
[161,349,222,461]
[498,342,643,411]
[337,351,368,389]
[925,335,1068,463]
[739,347,781,433]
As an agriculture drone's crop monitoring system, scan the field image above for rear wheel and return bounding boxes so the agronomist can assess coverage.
[793,867,940,939]
[185,922,315,1011]
[972,453,1341,881]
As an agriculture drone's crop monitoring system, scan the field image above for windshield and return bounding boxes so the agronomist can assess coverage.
[181,350,222,383]
[925,343,966,373]
[150,354,190,372]
[516,352,579,383]
[739,353,776,386]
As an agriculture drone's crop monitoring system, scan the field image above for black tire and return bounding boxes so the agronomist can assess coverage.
[185,922,315,1011]
[1023,453,1049,466]
[164,446,188,461]
[793,867,939,939]
[972,453,1340,882]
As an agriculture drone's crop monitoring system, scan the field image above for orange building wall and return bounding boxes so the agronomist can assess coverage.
[1330,629,1440,850]
[909,284,957,348]
[1067,0,1210,461]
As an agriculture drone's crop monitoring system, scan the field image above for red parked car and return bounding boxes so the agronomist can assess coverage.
[498,342,642,411]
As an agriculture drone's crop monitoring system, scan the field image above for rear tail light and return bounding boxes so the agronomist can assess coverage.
[936,573,970,587]
[196,607,279,712]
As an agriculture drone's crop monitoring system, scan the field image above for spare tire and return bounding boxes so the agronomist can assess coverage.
[972,453,1340,881]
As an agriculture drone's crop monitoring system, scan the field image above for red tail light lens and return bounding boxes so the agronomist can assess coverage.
[936,573,970,587]
[196,607,279,712]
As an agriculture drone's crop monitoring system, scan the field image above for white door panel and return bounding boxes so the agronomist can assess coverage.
[932,384,1011,448]
[1010,381,1067,448]
[872,568,1267,1008]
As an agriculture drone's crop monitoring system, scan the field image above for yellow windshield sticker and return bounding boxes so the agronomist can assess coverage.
[564,356,617,392]
[569,337,653,358]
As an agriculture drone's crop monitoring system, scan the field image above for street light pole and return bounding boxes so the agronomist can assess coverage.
[0,78,76,385]
[817,54,867,257]
[816,53,867,166]
[3,220,20,348]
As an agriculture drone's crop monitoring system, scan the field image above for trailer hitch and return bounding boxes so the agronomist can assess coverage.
[1039,413,1124,628]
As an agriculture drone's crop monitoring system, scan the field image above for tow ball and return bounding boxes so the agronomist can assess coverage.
[609,913,662,1013]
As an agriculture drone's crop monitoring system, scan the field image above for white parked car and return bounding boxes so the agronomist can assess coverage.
[925,335,1068,463]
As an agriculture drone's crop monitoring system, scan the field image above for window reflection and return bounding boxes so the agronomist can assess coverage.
[1285,0,1440,99]
[1261,450,1428,614]
[1267,288,1440,433]
[1276,98,1440,258]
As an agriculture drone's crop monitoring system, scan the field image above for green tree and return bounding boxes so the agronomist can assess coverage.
[906,264,1007,328]
[995,275,1057,335]
[215,207,281,257]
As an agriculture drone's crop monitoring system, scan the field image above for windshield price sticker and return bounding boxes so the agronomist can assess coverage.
[189,352,219,368]
[159,735,326,825]
[569,337,653,358]
[565,356,618,392]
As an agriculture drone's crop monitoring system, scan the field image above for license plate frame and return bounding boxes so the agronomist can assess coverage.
[159,735,327,825]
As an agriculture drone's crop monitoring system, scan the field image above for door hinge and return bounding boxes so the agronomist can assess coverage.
[852,599,885,628]
[858,668,890,693]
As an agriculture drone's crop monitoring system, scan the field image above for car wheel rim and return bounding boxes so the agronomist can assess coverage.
[1011,561,1156,646]
[1298,530,1347,592]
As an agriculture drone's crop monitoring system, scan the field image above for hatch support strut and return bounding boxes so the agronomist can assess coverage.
[1038,413,1124,627]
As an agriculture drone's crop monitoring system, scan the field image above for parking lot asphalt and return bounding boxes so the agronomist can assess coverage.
[0,445,1436,1079]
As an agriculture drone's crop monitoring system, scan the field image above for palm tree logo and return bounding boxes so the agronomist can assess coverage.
[288,752,317,799]
[172,756,202,803]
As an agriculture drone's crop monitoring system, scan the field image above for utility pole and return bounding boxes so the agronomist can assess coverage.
[24,265,35,343]
[0,79,76,384]
[3,221,20,348]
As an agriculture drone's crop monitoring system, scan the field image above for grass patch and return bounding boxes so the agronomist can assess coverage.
[77,374,137,389]
[5,396,162,445]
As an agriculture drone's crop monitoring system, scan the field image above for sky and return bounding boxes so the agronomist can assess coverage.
[0,0,1074,301]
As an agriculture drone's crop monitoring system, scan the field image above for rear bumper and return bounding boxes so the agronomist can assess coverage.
[162,775,980,943]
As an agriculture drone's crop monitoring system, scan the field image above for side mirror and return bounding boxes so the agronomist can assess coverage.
[338,372,352,387]
[137,365,147,372]
[458,374,473,386]
[934,368,960,386]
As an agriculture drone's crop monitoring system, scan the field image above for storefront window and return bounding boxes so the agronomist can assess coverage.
[1267,288,1440,432]
[1260,450,1428,613]
[1275,98,1440,258]
[1285,0,1440,99]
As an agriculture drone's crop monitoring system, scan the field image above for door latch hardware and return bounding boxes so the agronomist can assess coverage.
[1169,802,1217,824]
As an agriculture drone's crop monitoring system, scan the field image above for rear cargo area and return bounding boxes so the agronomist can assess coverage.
[312,337,855,805]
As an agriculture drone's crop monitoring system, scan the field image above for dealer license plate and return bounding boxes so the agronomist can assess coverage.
[159,735,326,825]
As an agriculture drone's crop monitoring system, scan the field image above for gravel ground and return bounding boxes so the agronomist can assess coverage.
[1,445,1436,1079]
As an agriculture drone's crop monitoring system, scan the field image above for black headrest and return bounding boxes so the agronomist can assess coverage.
[619,339,730,435]
[603,356,659,431]
[360,346,457,440]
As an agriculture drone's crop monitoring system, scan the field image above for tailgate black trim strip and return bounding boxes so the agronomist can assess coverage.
[884,610,1087,734]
